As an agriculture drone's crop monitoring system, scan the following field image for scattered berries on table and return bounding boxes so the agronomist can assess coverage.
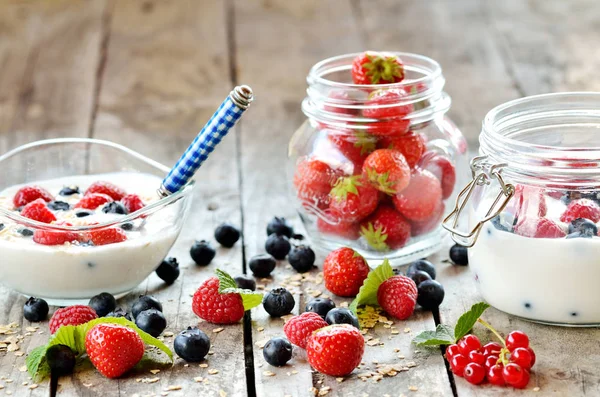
[155,257,180,284]
[263,337,293,367]
[174,326,211,362]
[131,295,163,320]
[46,345,76,376]
[102,201,128,215]
[58,186,80,196]
[234,275,256,291]
[85,323,144,378]
[305,297,336,319]
[283,312,327,348]
[88,292,117,317]
[106,308,132,321]
[263,288,295,317]
[135,308,167,337]
[409,270,432,286]
[23,297,49,322]
[417,280,445,310]
[329,176,379,222]
[121,194,145,213]
[192,277,244,324]
[190,240,216,266]
[406,259,436,280]
[266,216,294,238]
[21,198,56,223]
[74,193,113,210]
[323,247,370,297]
[362,149,411,194]
[47,200,71,211]
[265,234,291,260]
[449,244,468,266]
[85,181,126,201]
[351,51,405,85]
[214,223,240,247]
[376,275,417,320]
[560,198,600,223]
[13,186,53,208]
[49,305,98,334]
[249,254,277,278]
[325,308,359,329]
[306,324,364,377]
[288,245,316,273]
[360,205,411,251]
[392,169,442,221]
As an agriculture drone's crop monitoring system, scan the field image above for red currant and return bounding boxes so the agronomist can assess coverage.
[445,344,461,361]
[451,354,469,377]
[502,363,526,386]
[482,341,503,357]
[463,362,486,385]
[484,355,499,370]
[511,369,530,389]
[487,364,506,386]
[468,350,486,366]
[457,334,482,356]
[505,330,529,351]
[527,347,536,367]
[511,347,534,369]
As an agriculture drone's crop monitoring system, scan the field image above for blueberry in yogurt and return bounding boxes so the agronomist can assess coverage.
[47,201,71,211]
[59,186,80,196]
[567,218,597,238]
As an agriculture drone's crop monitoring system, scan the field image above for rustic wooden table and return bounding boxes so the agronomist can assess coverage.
[1,0,600,396]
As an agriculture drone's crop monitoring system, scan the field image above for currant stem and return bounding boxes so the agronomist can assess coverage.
[476,318,506,347]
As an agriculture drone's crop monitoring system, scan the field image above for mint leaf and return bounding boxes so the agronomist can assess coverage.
[454,302,490,341]
[26,345,49,381]
[413,324,455,346]
[217,268,263,311]
[349,258,394,314]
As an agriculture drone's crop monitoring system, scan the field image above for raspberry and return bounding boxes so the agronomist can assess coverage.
[192,277,245,324]
[457,334,482,356]
[392,169,442,221]
[450,354,469,376]
[306,324,364,376]
[84,228,127,246]
[463,362,486,385]
[376,275,417,320]
[283,312,327,349]
[316,218,361,240]
[13,186,54,208]
[379,132,425,168]
[323,247,370,297]
[329,176,379,222]
[487,364,506,386]
[121,194,145,213]
[560,199,600,223]
[505,330,529,351]
[74,193,113,210]
[422,153,456,199]
[49,305,98,334]
[514,218,565,238]
[20,198,57,223]
[33,228,80,246]
[85,324,144,378]
[362,149,411,194]
[510,347,534,370]
[85,181,126,201]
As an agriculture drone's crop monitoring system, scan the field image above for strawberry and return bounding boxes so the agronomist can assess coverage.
[316,218,361,240]
[306,324,364,376]
[85,324,144,378]
[294,158,343,211]
[362,149,411,194]
[323,247,370,297]
[329,176,379,222]
[192,277,245,324]
[85,181,126,201]
[421,153,457,199]
[284,312,328,349]
[84,228,127,246]
[13,186,53,208]
[327,129,376,165]
[20,198,57,223]
[377,275,418,320]
[121,194,145,213]
[74,193,113,210]
[379,132,425,168]
[363,89,413,136]
[560,199,600,223]
[322,90,360,116]
[411,202,445,236]
[514,218,566,238]
[49,305,98,334]
[360,205,411,251]
[392,169,442,221]
[33,227,80,246]
[351,51,405,85]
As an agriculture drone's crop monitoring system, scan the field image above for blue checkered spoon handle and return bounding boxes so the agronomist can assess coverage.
[158,85,254,196]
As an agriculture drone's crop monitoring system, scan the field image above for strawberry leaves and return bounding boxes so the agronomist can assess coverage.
[413,302,490,346]
[216,269,263,311]
[349,259,394,314]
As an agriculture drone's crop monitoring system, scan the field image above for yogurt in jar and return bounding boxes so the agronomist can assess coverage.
[0,172,180,304]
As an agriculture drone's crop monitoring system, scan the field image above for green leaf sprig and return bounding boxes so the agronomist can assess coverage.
[216,269,263,311]
[349,258,394,314]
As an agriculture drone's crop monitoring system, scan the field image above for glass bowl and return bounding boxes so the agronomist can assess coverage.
[0,138,194,305]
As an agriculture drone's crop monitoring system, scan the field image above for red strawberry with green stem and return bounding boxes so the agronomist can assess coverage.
[351,51,405,85]
[360,205,411,251]
[329,176,379,222]
[327,129,376,165]
[85,323,145,378]
[362,149,411,195]
[379,132,425,169]
[363,89,414,136]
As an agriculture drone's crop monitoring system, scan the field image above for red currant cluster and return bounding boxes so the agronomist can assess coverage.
[446,330,535,388]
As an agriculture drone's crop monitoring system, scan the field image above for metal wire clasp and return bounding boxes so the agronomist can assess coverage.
[442,156,515,247]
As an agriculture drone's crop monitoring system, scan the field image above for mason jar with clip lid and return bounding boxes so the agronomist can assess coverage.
[444,92,600,326]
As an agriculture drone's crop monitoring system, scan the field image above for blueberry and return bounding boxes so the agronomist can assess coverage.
[325,308,359,328]
[75,210,93,218]
[568,218,597,238]
[174,326,211,362]
[263,337,292,367]
[491,216,510,232]
[263,288,295,317]
[59,186,80,196]
[249,254,277,277]
[266,217,294,238]
[0,224,4,232]
[214,223,240,248]
[265,234,291,260]
[305,297,335,319]
[409,270,432,286]
[47,201,70,211]
[234,275,256,291]
[131,295,163,319]
[106,307,132,321]
[156,257,180,284]
[120,222,134,231]
[449,244,468,266]
[23,297,49,322]
[135,309,167,337]
[17,227,33,237]
[406,259,436,279]
[288,245,315,273]
[102,201,129,215]
[88,292,117,317]
[190,240,216,266]
[417,280,445,310]
[46,345,76,376]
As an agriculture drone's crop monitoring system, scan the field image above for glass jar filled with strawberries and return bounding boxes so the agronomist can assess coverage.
[288,51,468,262]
